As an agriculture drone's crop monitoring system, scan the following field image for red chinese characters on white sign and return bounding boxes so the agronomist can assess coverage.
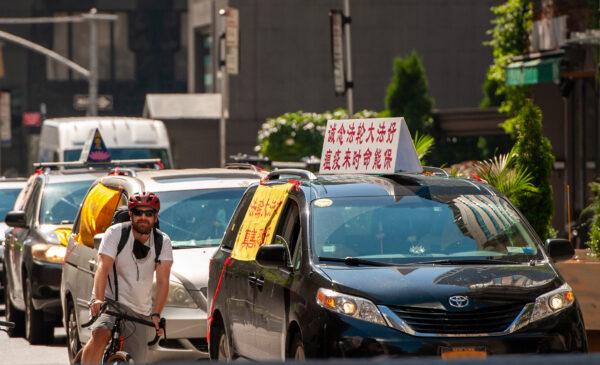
[319,117,422,174]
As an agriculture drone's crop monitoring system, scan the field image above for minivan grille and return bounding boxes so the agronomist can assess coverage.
[389,303,525,334]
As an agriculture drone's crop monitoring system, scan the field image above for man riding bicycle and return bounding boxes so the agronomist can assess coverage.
[81,192,173,364]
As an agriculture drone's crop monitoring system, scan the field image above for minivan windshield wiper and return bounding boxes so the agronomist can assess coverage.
[414,257,524,265]
[318,256,396,267]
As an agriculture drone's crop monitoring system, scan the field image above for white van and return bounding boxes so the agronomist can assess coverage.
[38,117,174,168]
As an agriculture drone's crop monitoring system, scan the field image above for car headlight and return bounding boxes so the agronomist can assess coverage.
[316,288,386,326]
[31,243,66,264]
[165,280,198,309]
[530,283,575,322]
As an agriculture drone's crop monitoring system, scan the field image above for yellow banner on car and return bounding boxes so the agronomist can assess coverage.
[231,183,292,261]
[76,183,121,247]
[54,227,72,247]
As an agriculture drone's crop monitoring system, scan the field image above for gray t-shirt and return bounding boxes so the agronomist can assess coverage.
[96,222,173,316]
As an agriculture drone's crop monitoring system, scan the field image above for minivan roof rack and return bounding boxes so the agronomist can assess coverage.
[422,166,450,177]
[33,158,161,170]
[224,163,262,173]
[264,169,317,182]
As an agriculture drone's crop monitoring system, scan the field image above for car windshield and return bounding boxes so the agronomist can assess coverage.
[311,194,542,265]
[157,188,245,248]
[0,188,22,221]
[40,180,94,224]
[64,148,171,168]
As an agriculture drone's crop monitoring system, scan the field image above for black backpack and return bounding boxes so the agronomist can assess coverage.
[109,207,164,301]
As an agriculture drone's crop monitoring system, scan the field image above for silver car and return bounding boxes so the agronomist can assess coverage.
[60,167,261,362]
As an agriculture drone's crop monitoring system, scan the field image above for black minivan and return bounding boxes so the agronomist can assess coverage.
[207,169,587,361]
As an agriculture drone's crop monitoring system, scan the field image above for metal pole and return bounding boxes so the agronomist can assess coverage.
[343,0,354,115]
[88,8,98,116]
[218,29,227,167]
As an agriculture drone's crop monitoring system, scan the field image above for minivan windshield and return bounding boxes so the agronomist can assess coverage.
[311,195,542,265]
[64,148,171,168]
[0,188,21,221]
[158,188,245,248]
[40,180,94,225]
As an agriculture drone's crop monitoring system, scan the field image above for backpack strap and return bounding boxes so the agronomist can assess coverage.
[113,223,132,301]
[153,228,164,264]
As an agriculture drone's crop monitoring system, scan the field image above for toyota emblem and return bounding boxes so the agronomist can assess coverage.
[448,295,469,308]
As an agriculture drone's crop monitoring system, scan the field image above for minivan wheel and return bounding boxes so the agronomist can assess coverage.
[24,277,54,344]
[66,300,81,363]
[211,322,232,362]
[4,279,25,337]
[289,334,306,360]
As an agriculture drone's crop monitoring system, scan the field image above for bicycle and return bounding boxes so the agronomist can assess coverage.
[75,298,165,364]
[0,320,15,334]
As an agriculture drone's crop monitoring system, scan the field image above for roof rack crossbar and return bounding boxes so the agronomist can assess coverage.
[265,169,317,182]
[33,158,161,169]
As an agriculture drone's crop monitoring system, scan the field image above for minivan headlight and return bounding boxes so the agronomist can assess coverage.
[32,243,66,264]
[530,283,575,323]
[316,288,386,326]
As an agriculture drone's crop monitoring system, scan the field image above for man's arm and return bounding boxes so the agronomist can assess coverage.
[90,253,114,316]
[152,261,173,316]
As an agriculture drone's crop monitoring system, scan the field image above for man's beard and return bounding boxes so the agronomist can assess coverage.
[132,220,153,234]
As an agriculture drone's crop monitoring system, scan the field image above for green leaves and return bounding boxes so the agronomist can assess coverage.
[413,132,435,162]
[476,150,537,202]
[384,50,433,134]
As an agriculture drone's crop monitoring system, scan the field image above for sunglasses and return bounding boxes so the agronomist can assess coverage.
[131,208,156,217]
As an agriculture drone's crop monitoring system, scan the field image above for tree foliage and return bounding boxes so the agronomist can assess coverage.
[511,100,555,240]
[482,0,533,136]
[384,50,433,134]
[587,183,600,256]
[476,150,537,202]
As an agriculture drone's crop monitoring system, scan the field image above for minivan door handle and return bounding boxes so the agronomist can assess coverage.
[88,259,97,271]
[248,274,256,287]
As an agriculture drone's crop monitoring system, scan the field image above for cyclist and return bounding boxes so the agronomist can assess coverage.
[81,192,173,364]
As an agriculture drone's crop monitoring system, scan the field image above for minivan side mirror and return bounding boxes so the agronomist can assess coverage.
[93,233,105,250]
[256,244,287,268]
[545,238,574,261]
[5,211,27,229]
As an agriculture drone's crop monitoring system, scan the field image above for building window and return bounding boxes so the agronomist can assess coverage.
[194,26,213,92]
[46,12,135,81]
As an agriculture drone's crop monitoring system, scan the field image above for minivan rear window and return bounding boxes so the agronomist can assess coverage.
[64,148,171,168]
[311,195,541,264]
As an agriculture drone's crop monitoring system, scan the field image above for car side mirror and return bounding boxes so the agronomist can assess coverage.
[93,233,104,250]
[4,211,27,229]
[256,244,287,268]
[545,238,574,261]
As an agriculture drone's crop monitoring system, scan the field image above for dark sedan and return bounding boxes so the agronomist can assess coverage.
[208,171,587,361]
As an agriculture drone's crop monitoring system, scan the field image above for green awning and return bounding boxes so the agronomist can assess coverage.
[505,57,561,86]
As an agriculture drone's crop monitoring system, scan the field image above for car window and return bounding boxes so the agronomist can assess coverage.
[311,194,542,264]
[40,180,95,225]
[274,200,301,267]
[158,188,245,248]
[0,188,22,221]
[24,180,43,227]
[221,188,255,250]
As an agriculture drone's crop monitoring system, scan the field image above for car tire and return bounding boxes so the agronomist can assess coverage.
[289,333,306,360]
[66,299,81,364]
[4,278,25,337]
[24,277,54,344]
[210,321,232,362]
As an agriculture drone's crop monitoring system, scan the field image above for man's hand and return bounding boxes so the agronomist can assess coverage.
[151,314,164,337]
[89,299,104,317]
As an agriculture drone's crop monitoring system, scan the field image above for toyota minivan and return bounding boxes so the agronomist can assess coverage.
[207,169,587,361]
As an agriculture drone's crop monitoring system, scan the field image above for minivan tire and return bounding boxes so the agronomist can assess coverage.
[211,321,232,362]
[24,277,54,344]
[4,280,25,337]
[289,334,306,360]
[66,299,81,363]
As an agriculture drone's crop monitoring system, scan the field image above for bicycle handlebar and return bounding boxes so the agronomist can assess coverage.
[80,300,166,346]
[0,320,15,329]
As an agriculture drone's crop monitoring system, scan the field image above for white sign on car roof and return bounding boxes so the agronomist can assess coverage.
[319,117,422,175]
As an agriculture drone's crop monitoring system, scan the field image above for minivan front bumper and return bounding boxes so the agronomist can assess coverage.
[322,305,587,357]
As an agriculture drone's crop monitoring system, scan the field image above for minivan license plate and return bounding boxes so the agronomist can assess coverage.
[440,346,487,360]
